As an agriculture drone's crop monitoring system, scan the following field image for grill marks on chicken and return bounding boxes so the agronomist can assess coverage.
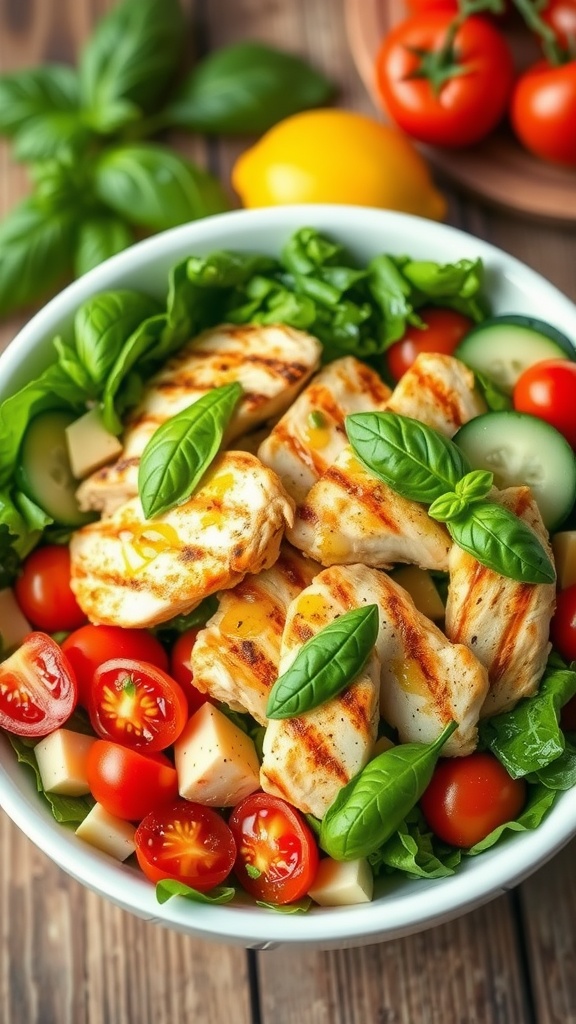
[445,486,556,718]
[76,324,321,516]
[70,451,294,629]
[386,352,486,436]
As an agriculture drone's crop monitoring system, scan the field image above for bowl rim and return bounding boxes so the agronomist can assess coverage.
[1,203,575,948]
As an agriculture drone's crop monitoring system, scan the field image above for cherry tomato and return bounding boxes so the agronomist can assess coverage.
[229,793,319,904]
[89,659,188,752]
[169,629,212,716]
[386,306,474,380]
[86,740,178,821]
[550,584,576,662]
[62,624,168,709]
[420,752,527,847]
[375,13,515,147]
[0,632,78,737]
[406,0,458,10]
[541,0,576,51]
[15,545,86,632]
[134,800,236,890]
[511,60,576,167]
[513,360,576,448]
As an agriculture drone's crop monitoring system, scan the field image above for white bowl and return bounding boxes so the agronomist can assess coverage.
[1,205,575,950]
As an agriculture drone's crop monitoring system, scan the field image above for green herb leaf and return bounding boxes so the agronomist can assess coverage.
[245,864,262,880]
[95,144,229,231]
[7,734,94,825]
[320,722,458,860]
[0,524,20,589]
[369,806,461,879]
[367,254,416,346]
[448,502,556,584]
[528,742,576,790]
[155,880,236,905]
[167,42,333,135]
[74,215,134,277]
[0,198,75,318]
[74,289,162,388]
[266,604,379,720]
[12,111,90,162]
[154,596,219,640]
[255,898,312,914]
[138,382,243,519]
[401,258,487,322]
[346,411,470,504]
[474,371,512,412]
[466,783,557,855]
[102,313,167,434]
[0,64,79,136]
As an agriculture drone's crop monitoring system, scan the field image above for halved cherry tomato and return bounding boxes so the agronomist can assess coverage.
[0,632,78,737]
[15,546,86,632]
[386,306,474,380]
[134,800,236,890]
[375,13,515,147]
[513,359,576,448]
[229,792,319,904]
[420,752,527,847]
[169,629,212,716]
[86,740,178,821]
[510,60,576,167]
[62,624,168,709]
[551,584,576,662]
[89,658,188,752]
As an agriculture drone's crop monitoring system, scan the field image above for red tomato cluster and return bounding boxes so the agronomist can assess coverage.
[374,0,576,166]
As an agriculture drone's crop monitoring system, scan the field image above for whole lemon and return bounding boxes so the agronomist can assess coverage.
[232,108,446,220]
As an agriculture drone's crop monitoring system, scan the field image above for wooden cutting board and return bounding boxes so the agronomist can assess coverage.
[345,0,576,222]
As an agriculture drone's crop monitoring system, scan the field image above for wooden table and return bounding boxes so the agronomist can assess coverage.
[1,2,575,1022]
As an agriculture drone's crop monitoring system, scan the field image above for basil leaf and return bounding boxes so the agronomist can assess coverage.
[74,289,162,388]
[266,604,379,720]
[369,807,461,880]
[102,313,167,434]
[74,215,134,277]
[320,721,457,860]
[12,111,90,163]
[95,144,229,231]
[466,783,557,855]
[53,337,95,394]
[7,734,94,825]
[79,0,185,119]
[0,64,79,136]
[155,880,236,905]
[138,382,243,519]
[168,42,333,135]
[0,524,20,589]
[0,198,75,317]
[367,254,417,346]
[448,502,556,584]
[256,898,312,914]
[346,411,470,504]
[480,664,576,778]
[474,371,512,412]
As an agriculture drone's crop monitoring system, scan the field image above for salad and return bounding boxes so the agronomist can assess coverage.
[0,226,575,913]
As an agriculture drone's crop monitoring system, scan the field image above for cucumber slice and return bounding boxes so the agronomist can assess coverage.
[454,411,576,530]
[17,410,94,527]
[455,315,575,393]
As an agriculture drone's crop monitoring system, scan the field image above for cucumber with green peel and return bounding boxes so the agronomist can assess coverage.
[454,411,576,531]
[17,410,94,527]
[455,315,575,394]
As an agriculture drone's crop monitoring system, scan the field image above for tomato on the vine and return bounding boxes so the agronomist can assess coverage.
[229,792,319,904]
[513,359,576,448]
[541,0,576,51]
[62,624,169,709]
[386,306,474,380]
[134,800,236,890]
[510,60,576,167]
[375,13,515,147]
[169,629,211,716]
[86,740,178,821]
[15,545,86,632]
[550,584,576,662]
[420,752,527,847]
[89,658,188,752]
[0,632,78,737]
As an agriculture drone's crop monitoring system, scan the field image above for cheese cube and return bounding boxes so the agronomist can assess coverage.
[392,566,445,620]
[34,728,97,796]
[174,703,260,806]
[0,588,32,654]
[372,735,395,758]
[76,803,136,861]
[65,406,123,480]
[552,531,576,590]
[308,857,374,907]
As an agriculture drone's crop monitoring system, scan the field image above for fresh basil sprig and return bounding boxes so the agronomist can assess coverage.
[138,382,243,519]
[320,721,457,861]
[266,604,379,720]
[447,503,556,584]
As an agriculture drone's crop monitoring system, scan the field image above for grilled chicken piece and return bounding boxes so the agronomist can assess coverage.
[191,545,319,723]
[70,451,294,629]
[288,445,451,571]
[387,352,486,437]
[445,486,556,718]
[260,574,381,818]
[77,323,321,516]
[258,356,391,503]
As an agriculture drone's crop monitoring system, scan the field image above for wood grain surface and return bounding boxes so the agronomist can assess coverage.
[1,2,576,1023]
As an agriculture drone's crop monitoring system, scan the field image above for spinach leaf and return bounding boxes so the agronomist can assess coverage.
[0,525,20,588]
[95,144,229,231]
[466,783,557,855]
[138,382,243,519]
[256,898,312,914]
[368,254,418,346]
[480,663,576,778]
[346,411,470,504]
[155,880,236,905]
[401,258,487,322]
[320,721,457,860]
[448,502,556,585]
[7,734,94,825]
[369,806,461,879]
[74,289,162,388]
[0,65,79,136]
[101,313,167,434]
[528,742,576,790]
[266,604,379,720]
[154,596,219,641]
[79,0,185,121]
[168,42,333,135]
[0,198,76,318]
[0,489,43,561]
[74,215,134,277]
